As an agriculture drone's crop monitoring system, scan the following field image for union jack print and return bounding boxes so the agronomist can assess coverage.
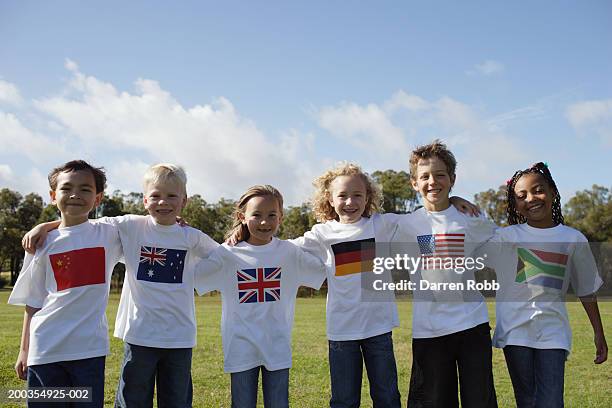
[237,267,282,303]
[139,246,167,266]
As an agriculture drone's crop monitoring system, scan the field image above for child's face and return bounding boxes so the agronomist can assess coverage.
[411,157,455,211]
[513,173,555,228]
[328,175,367,224]
[50,170,102,227]
[143,180,187,226]
[240,195,282,245]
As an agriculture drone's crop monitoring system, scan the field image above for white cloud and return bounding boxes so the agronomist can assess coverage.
[566,99,612,145]
[317,101,410,156]
[0,80,23,106]
[6,63,325,205]
[469,60,505,76]
[0,112,68,161]
[314,90,530,199]
[0,164,13,180]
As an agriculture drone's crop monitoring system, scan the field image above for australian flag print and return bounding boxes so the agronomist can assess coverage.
[137,246,187,284]
[237,267,282,303]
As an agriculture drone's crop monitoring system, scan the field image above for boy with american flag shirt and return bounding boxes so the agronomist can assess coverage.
[396,141,498,408]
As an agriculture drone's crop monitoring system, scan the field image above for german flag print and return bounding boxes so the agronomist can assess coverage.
[331,238,375,277]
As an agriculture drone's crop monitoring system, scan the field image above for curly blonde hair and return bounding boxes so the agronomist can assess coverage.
[311,162,383,222]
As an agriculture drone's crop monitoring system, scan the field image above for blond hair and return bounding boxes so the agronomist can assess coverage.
[311,162,382,222]
[225,185,284,243]
[409,139,457,180]
[143,163,187,195]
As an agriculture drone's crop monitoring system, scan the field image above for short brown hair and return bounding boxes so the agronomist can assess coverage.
[311,162,383,222]
[409,139,457,180]
[48,160,107,193]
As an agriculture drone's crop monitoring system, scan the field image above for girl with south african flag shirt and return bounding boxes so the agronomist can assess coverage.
[484,162,607,408]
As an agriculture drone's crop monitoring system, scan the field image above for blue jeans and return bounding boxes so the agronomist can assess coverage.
[27,356,105,408]
[503,346,566,408]
[329,331,401,408]
[115,343,193,408]
[230,366,289,408]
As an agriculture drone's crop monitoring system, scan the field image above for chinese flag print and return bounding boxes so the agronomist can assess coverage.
[49,247,106,291]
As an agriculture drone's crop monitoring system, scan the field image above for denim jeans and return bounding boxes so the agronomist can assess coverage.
[230,366,289,408]
[408,323,497,408]
[27,356,105,408]
[503,345,566,408]
[115,343,193,408]
[329,331,401,408]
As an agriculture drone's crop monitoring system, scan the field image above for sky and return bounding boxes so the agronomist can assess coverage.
[1,1,611,208]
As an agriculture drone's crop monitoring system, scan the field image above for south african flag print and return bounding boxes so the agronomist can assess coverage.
[515,247,568,289]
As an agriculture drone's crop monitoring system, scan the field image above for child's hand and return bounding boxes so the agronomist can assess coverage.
[22,225,49,254]
[450,196,481,217]
[594,333,608,364]
[225,236,238,246]
[176,216,189,227]
[15,350,28,380]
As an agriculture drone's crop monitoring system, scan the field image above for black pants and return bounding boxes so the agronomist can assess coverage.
[407,323,497,408]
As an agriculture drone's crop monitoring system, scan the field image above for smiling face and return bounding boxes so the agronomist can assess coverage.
[240,195,282,245]
[143,179,187,225]
[411,157,455,211]
[328,175,367,224]
[513,172,555,228]
[50,170,103,227]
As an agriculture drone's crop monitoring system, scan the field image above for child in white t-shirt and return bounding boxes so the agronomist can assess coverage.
[401,141,498,408]
[488,162,607,407]
[196,185,326,408]
[10,160,123,407]
[289,162,477,408]
[23,163,218,408]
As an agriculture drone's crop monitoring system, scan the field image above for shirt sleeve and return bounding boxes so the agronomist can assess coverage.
[466,214,498,257]
[293,243,327,290]
[194,246,227,295]
[569,233,604,297]
[7,252,47,308]
[290,226,328,265]
[191,230,220,259]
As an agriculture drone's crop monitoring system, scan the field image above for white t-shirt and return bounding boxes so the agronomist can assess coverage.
[195,238,326,373]
[8,221,122,365]
[105,215,218,348]
[395,206,497,339]
[486,223,603,352]
[294,214,401,341]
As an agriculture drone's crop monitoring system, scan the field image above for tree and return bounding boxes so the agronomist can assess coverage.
[279,204,316,239]
[0,189,44,284]
[564,185,612,242]
[473,185,508,226]
[372,170,418,213]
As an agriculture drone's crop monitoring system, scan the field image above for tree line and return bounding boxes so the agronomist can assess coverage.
[1,171,610,293]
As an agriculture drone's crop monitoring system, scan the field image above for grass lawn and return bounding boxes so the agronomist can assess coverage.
[0,290,610,407]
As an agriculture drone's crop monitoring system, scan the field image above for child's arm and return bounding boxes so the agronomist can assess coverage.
[579,294,608,364]
[22,220,61,254]
[15,305,40,380]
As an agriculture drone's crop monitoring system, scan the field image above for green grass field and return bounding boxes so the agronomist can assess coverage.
[0,290,610,407]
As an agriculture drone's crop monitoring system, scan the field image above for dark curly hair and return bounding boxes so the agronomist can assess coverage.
[506,162,564,226]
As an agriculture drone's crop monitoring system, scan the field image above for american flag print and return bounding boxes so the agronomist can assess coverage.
[137,246,187,284]
[237,267,282,304]
[417,233,465,270]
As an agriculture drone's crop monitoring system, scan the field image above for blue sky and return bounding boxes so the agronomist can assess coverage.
[1,1,611,208]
